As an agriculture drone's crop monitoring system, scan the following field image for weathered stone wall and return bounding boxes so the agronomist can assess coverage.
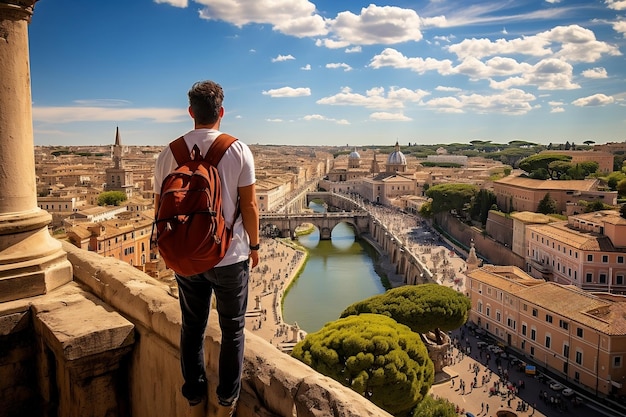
[485,211,513,248]
[62,242,392,417]
[434,212,525,269]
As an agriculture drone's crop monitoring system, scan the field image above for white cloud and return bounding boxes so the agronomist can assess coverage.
[550,107,565,113]
[194,0,328,37]
[572,93,615,106]
[154,0,188,8]
[605,0,626,11]
[33,106,186,123]
[317,86,429,109]
[272,54,295,62]
[446,25,621,63]
[326,62,353,72]
[345,46,362,53]
[315,38,350,49]
[369,112,412,121]
[435,86,462,92]
[545,0,561,4]
[369,48,454,75]
[613,20,626,37]
[262,87,311,98]
[266,118,284,122]
[426,88,537,115]
[303,114,350,124]
[301,64,311,71]
[324,4,425,46]
[581,67,608,79]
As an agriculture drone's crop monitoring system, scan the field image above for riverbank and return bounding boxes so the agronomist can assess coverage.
[245,238,308,351]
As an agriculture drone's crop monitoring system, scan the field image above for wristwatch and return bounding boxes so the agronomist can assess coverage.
[249,243,260,251]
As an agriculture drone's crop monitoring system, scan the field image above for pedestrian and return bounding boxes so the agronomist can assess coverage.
[486,403,489,413]
[154,80,260,416]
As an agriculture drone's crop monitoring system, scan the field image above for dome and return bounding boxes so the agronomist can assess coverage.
[387,142,406,165]
[349,149,361,159]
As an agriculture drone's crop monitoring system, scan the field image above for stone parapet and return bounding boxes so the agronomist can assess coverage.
[62,241,392,417]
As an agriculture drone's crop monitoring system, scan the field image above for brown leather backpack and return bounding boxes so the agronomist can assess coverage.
[154,134,237,276]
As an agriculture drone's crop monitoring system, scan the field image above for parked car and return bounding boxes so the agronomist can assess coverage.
[549,382,565,391]
[562,388,575,397]
[477,341,488,349]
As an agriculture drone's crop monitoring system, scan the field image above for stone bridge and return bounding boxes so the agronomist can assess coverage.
[260,211,370,240]
[269,192,434,286]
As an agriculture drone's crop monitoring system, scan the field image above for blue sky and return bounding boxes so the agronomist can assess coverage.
[28,0,626,147]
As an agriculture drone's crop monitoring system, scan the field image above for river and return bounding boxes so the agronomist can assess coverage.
[281,221,387,333]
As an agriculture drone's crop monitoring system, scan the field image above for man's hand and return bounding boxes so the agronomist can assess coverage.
[249,250,259,268]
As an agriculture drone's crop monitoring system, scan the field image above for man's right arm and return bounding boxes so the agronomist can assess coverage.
[238,183,259,268]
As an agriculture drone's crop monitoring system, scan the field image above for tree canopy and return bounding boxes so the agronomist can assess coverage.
[341,284,471,336]
[425,184,479,214]
[411,395,457,417]
[537,193,558,214]
[97,191,127,206]
[291,313,434,416]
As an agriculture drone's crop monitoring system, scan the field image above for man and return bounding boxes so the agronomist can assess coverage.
[153,80,259,416]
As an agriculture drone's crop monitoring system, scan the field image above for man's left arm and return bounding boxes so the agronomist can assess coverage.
[238,183,259,268]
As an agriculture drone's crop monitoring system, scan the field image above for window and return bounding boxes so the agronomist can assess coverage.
[563,344,569,358]
[586,273,593,283]
[545,335,551,349]
[614,356,622,368]
[587,254,593,262]
[603,255,609,263]
[559,320,569,330]
[522,324,527,336]
[546,314,553,323]
[496,311,501,322]
[486,306,491,317]
[617,275,624,285]
[531,328,537,341]
[532,308,538,317]
[600,273,607,284]
[575,350,583,365]
[618,256,624,264]
[576,327,584,338]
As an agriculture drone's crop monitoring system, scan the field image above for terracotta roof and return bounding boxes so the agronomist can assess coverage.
[510,211,553,224]
[527,222,615,251]
[495,176,597,191]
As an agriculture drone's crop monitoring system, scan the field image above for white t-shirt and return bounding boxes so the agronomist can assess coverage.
[154,129,256,268]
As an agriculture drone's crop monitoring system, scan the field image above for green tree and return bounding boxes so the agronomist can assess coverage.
[291,314,434,417]
[617,179,626,197]
[97,191,127,206]
[419,201,433,218]
[412,395,457,417]
[537,193,558,214]
[425,184,479,214]
[469,189,497,226]
[341,284,471,345]
[518,154,571,177]
[620,204,626,219]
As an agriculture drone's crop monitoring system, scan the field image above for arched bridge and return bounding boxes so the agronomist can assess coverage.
[260,211,370,240]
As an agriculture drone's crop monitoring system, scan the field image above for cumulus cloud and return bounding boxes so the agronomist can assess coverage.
[317,86,429,109]
[605,0,626,11]
[446,25,621,63]
[154,0,188,7]
[266,118,284,122]
[301,64,311,70]
[326,62,353,72]
[194,0,328,37]
[345,46,362,53]
[613,20,626,37]
[369,48,454,75]
[426,88,537,115]
[369,112,412,121]
[572,93,615,106]
[322,4,426,47]
[581,67,608,78]
[272,54,295,62]
[303,114,350,124]
[262,87,311,97]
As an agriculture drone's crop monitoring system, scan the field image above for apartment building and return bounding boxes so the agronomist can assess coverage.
[526,210,626,294]
[539,150,614,173]
[67,211,153,267]
[493,176,617,215]
[467,265,626,397]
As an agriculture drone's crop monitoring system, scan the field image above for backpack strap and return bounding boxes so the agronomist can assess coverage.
[169,136,191,166]
[205,134,238,166]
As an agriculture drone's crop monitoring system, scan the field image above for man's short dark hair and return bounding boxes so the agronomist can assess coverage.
[188,81,224,125]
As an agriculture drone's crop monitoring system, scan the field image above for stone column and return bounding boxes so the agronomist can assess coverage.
[0,0,72,302]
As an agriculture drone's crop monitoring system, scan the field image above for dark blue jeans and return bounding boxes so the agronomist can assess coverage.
[175,260,249,404]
